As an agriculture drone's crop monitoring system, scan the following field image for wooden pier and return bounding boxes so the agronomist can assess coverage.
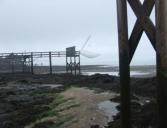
[117,0,167,127]
[0,49,80,75]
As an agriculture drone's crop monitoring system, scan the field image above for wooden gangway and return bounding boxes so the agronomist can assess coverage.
[0,50,80,75]
[0,51,80,58]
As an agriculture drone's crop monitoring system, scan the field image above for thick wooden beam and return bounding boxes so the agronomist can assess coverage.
[155,0,167,127]
[117,0,131,128]
[129,0,155,63]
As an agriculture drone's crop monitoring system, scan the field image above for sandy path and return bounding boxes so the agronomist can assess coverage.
[59,87,117,128]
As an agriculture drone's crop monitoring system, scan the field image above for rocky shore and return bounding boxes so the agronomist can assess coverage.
[0,73,157,128]
[0,78,65,128]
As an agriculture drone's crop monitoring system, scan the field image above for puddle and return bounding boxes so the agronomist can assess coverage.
[98,101,119,122]
[100,92,110,95]
[41,84,63,88]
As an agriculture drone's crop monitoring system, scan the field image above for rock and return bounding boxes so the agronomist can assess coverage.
[0,103,14,114]
[91,125,100,128]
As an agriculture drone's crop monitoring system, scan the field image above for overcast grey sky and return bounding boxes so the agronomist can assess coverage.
[0,0,156,65]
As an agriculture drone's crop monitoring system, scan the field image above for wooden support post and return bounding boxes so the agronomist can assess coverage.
[70,57,72,74]
[117,0,131,128]
[31,52,34,74]
[74,56,76,76]
[156,0,167,127]
[79,53,81,75]
[66,57,68,73]
[49,52,52,75]
[22,58,25,73]
[11,54,14,74]
[22,53,25,73]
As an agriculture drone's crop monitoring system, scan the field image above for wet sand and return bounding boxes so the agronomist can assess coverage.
[60,87,118,128]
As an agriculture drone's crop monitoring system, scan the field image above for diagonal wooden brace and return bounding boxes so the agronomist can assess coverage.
[128,0,156,63]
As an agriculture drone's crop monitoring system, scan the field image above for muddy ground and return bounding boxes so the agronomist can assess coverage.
[0,73,157,128]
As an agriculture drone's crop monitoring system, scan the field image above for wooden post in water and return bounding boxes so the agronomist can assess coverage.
[74,56,76,76]
[70,57,72,74]
[79,53,81,75]
[31,52,34,74]
[156,0,167,127]
[66,56,68,73]
[49,52,52,75]
[11,53,14,73]
[22,58,25,73]
[117,0,131,128]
